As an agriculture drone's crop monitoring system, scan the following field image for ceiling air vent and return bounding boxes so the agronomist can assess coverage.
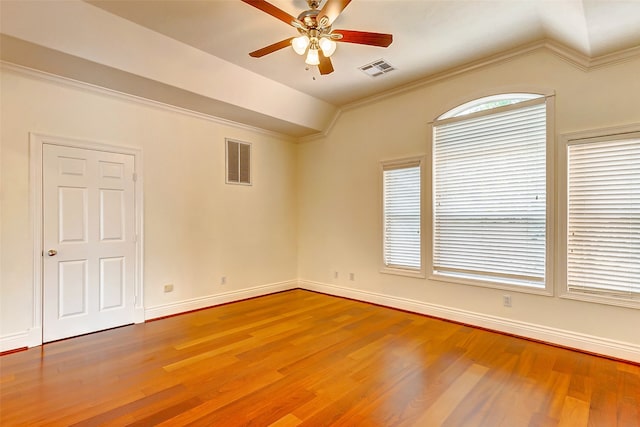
[359,59,396,77]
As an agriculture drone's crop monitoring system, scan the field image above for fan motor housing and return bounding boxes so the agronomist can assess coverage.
[298,9,320,28]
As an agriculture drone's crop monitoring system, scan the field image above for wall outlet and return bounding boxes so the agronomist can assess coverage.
[164,284,174,293]
[349,273,355,281]
[220,276,226,285]
[503,295,512,307]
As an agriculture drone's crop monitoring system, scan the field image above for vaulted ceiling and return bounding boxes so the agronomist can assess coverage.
[2,0,640,137]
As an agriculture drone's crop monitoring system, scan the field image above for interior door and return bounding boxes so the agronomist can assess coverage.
[43,143,136,342]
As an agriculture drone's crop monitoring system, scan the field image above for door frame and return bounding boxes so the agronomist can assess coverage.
[29,133,144,346]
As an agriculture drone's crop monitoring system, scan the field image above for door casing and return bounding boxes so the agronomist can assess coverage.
[29,133,144,347]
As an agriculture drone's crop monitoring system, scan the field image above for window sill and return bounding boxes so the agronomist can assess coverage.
[429,272,553,296]
[560,291,640,310]
[380,267,425,279]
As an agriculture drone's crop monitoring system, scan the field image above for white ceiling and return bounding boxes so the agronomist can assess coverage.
[2,0,640,136]
[86,0,640,105]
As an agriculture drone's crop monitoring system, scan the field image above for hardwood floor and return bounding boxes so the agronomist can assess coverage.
[1,289,639,426]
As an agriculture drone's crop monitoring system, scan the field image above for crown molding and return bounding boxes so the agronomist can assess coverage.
[295,110,341,144]
[541,39,640,70]
[4,34,639,145]
[0,61,296,142]
[300,39,640,143]
[338,39,640,119]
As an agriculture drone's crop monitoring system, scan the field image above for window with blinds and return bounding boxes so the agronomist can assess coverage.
[226,139,251,185]
[432,95,548,289]
[566,134,640,302]
[382,158,423,274]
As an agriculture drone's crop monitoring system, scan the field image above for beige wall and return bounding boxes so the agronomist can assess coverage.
[2,47,639,359]
[0,66,298,343]
[297,49,640,353]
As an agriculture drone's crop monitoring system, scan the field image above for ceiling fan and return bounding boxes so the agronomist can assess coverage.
[240,0,393,75]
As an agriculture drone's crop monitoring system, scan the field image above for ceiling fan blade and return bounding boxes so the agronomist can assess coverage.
[333,29,393,47]
[240,0,297,27]
[318,51,334,75]
[317,0,352,27]
[249,38,294,57]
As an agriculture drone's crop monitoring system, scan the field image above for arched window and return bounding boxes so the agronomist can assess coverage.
[437,93,543,119]
[431,93,551,291]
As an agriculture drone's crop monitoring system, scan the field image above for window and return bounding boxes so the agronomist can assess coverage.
[431,93,551,291]
[562,130,640,307]
[382,157,424,276]
[226,139,251,185]
[438,93,542,119]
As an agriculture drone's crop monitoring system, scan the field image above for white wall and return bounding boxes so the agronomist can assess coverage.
[297,49,640,361]
[0,66,298,349]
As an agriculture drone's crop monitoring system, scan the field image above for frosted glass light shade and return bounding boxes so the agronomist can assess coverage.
[291,35,310,55]
[305,47,320,65]
[319,38,337,57]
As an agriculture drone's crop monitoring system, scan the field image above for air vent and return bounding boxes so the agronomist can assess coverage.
[359,59,396,77]
[226,139,251,185]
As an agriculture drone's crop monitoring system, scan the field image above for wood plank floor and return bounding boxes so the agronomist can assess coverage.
[1,289,639,426]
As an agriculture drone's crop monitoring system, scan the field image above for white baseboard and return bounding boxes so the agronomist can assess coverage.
[1,281,297,353]
[299,280,640,364]
[5,280,638,364]
[0,327,42,353]
[144,280,299,320]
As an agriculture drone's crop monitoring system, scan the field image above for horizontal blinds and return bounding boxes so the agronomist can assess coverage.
[567,137,640,297]
[383,164,421,270]
[433,102,546,286]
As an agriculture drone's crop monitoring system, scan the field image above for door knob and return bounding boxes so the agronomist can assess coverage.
[47,249,58,256]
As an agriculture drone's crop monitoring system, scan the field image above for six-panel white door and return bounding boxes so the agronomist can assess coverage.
[43,144,136,342]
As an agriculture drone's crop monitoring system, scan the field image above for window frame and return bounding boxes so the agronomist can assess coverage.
[428,93,555,295]
[558,124,640,309]
[380,155,426,278]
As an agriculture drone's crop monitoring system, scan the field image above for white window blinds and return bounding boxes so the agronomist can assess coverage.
[383,162,421,270]
[567,136,640,299]
[433,100,547,287]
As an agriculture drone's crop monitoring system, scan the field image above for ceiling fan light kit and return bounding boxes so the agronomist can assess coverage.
[293,31,337,65]
[319,37,337,57]
[241,0,393,75]
[292,35,310,55]
[306,45,320,65]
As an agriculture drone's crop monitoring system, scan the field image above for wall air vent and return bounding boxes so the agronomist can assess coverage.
[226,138,251,185]
[359,59,396,77]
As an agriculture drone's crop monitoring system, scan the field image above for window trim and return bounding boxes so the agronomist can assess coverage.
[427,93,555,295]
[380,155,426,278]
[557,124,640,309]
[437,93,543,120]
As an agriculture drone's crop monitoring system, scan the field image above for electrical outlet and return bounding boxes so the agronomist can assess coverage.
[220,276,226,285]
[503,295,512,307]
[349,273,355,281]
[164,284,173,293]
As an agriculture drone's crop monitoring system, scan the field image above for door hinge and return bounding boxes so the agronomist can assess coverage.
[133,173,138,182]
